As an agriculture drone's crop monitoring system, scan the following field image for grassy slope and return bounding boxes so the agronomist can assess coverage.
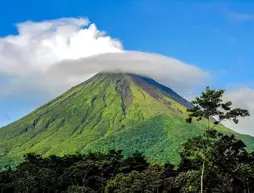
[0,73,254,167]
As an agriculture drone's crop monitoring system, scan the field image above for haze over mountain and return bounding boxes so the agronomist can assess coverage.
[0,72,254,167]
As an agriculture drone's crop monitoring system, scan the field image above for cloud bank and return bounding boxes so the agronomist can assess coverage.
[0,17,208,100]
[223,88,254,135]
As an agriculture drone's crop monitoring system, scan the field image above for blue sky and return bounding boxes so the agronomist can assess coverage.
[1,0,253,86]
[0,0,254,134]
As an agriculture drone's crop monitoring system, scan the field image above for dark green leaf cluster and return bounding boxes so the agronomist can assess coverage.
[1,131,254,193]
[0,150,150,193]
[178,129,254,193]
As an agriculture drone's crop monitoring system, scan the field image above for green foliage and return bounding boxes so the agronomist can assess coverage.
[186,86,250,128]
[186,86,250,193]
[172,170,200,193]
[105,165,166,193]
[1,131,254,192]
[67,186,96,193]
[84,115,209,165]
[0,150,150,193]
[179,130,254,193]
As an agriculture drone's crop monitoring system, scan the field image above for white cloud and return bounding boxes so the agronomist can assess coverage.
[0,17,123,97]
[0,17,208,98]
[47,51,209,94]
[0,17,122,76]
[0,17,209,127]
[222,88,254,135]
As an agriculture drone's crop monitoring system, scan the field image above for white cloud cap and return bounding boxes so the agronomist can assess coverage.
[0,17,208,100]
[48,51,209,93]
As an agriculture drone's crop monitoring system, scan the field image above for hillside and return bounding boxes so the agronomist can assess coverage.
[0,72,254,167]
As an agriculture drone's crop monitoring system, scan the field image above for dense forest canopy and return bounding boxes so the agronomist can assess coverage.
[1,130,254,193]
[0,87,252,193]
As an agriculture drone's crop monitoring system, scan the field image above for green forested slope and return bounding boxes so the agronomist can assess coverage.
[0,72,253,167]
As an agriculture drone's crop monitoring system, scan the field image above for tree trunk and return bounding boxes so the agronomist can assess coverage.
[201,161,205,193]
[207,117,210,130]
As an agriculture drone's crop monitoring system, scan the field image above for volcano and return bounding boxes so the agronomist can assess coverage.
[1,72,254,166]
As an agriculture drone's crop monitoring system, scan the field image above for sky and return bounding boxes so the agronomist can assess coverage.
[0,0,254,135]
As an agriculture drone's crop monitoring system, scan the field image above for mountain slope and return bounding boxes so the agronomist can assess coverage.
[0,72,254,166]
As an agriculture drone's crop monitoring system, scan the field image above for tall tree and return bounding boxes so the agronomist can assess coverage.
[186,86,250,193]
[179,130,254,193]
[186,86,249,130]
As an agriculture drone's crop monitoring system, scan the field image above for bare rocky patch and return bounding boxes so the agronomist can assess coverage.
[115,78,133,116]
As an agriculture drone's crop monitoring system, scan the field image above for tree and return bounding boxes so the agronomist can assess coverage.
[122,151,149,173]
[179,130,254,193]
[186,86,249,130]
[185,86,250,193]
[105,165,167,193]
